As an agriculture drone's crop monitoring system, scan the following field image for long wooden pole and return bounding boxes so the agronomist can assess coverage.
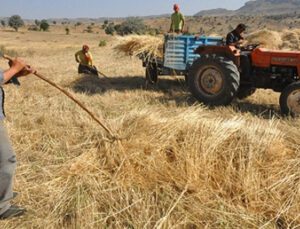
[1,53,116,139]
[80,64,109,79]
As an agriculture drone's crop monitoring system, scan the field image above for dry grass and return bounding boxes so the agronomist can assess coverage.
[0,29,300,229]
[114,35,164,61]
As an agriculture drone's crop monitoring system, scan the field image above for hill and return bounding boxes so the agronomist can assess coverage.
[194,8,233,17]
[195,0,300,16]
[237,0,300,15]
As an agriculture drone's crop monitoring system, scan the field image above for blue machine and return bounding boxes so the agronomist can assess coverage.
[141,35,223,83]
[163,35,223,71]
[143,35,223,83]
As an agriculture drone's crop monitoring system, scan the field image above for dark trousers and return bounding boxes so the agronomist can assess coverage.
[78,64,99,76]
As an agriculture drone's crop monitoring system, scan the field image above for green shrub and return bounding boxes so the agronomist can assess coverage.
[86,26,93,33]
[40,20,50,31]
[99,40,107,47]
[28,25,39,31]
[75,22,82,27]
[115,18,147,35]
[105,23,115,35]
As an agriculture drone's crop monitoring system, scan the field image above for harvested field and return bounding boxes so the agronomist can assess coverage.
[0,28,300,229]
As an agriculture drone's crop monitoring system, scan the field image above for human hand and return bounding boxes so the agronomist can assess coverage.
[9,58,35,77]
[15,65,36,77]
[9,58,27,73]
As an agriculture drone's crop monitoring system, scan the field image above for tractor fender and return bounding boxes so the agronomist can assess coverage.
[195,45,240,67]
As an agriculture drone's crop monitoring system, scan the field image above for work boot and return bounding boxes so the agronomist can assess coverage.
[0,205,26,220]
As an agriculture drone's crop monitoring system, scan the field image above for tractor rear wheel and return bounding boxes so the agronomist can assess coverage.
[280,82,300,117]
[237,86,256,100]
[188,55,240,106]
[145,62,158,84]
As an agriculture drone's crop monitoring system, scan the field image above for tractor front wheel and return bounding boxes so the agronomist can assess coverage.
[188,55,240,106]
[280,82,300,117]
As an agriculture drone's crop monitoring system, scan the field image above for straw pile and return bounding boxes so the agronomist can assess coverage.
[246,29,300,50]
[114,35,164,61]
[246,29,283,49]
[281,29,300,50]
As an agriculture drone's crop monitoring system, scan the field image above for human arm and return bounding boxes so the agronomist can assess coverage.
[1,58,33,84]
[85,52,93,66]
[169,21,174,33]
[181,14,185,32]
[75,51,80,63]
[226,32,244,46]
[169,14,174,33]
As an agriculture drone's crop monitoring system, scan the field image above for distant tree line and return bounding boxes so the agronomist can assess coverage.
[103,18,161,36]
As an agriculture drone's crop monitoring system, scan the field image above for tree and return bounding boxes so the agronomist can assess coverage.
[52,21,57,25]
[40,20,50,31]
[8,15,24,31]
[115,18,147,35]
[104,22,115,35]
[1,20,5,27]
[102,20,109,29]
[35,19,41,26]
[86,26,93,33]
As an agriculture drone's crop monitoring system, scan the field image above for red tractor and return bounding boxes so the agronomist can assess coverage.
[188,44,300,116]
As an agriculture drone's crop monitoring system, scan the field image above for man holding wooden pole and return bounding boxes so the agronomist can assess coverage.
[75,44,99,76]
[0,58,34,220]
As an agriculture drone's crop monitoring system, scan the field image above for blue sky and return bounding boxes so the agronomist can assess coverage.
[1,0,250,19]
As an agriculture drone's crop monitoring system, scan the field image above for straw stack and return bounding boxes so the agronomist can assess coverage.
[114,35,164,62]
[246,29,283,49]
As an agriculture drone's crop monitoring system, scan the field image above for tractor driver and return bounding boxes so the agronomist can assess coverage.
[226,24,246,48]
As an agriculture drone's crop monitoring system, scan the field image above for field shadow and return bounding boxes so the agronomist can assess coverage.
[70,74,282,119]
[70,74,187,95]
[232,101,281,119]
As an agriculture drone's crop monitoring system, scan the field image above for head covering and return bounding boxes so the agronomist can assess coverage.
[82,44,89,51]
[173,4,180,12]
